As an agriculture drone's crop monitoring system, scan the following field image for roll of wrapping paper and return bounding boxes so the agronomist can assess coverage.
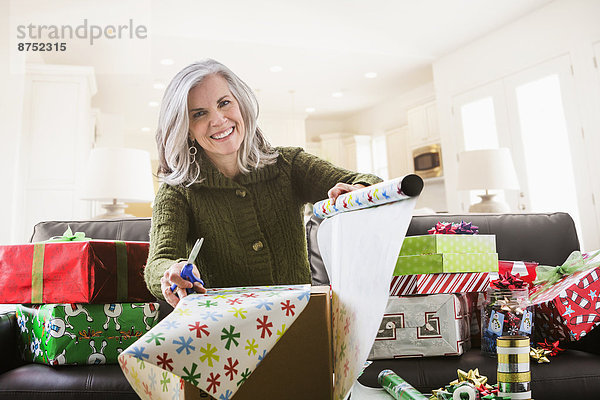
[496,336,532,400]
[313,175,424,218]
[377,369,428,400]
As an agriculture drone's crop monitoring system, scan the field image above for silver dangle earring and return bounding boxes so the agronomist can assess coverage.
[189,143,198,164]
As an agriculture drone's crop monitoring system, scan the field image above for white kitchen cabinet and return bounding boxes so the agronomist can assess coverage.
[385,126,411,178]
[407,100,440,146]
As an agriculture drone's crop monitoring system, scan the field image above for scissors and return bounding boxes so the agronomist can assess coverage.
[170,238,205,295]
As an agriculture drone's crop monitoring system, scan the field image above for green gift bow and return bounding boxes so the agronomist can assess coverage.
[46,227,92,242]
[534,249,600,287]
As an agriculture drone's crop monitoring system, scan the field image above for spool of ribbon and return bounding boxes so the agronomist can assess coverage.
[46,226,92,242]
[534,249,600,288]
[452,382,478,400]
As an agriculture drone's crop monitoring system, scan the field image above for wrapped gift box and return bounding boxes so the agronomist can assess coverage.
[399,234,496,256]
[368,293,471,359]
[490,260,538,286]
[120,285,333,400]
[530,251,600,341]
[17,302,160,365]
[390,272,490,295]
[394,253,498,275]
[0,240,153,304]
[183,285,333,399]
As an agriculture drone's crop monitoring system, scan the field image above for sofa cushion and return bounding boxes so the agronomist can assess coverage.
[30,218,152,243]
[0,364,139,400]
[358,348,600,400]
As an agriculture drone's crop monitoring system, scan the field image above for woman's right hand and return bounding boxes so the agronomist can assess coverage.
[160,261,207,308]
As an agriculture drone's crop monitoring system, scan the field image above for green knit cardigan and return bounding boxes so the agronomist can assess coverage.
[145,146,382,299]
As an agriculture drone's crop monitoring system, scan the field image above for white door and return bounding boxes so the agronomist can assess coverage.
[451,81,518,211]
[503,55,597,249]
[452,55,598,249]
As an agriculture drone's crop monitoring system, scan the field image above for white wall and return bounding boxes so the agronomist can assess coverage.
[258,113,306,149]
[342,83,435,136]
[0,3,25,244]
[433,0,600,248]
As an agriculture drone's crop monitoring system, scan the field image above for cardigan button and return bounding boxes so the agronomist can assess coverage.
[252,241,264,252]
[235,189,247,198]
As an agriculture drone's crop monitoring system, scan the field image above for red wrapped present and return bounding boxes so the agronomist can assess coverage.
[0,240,153,304]
[390,272,489,295]
[489,260,538,287]
[530,250,600,341]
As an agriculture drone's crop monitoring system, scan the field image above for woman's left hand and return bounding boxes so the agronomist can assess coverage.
[327,183,365,205]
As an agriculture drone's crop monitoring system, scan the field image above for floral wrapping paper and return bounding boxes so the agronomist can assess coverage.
[118,285,310,400]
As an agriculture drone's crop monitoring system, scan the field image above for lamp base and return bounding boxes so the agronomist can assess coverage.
[469,194,510,213]
[94,202,134,219]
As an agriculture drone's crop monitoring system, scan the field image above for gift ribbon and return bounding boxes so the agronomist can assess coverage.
[31,243,45,303]
[46,226,92,242]
[534,249,600,288]
[116,241,128,302]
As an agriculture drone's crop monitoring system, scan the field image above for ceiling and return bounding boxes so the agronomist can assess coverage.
[11,0,553,137]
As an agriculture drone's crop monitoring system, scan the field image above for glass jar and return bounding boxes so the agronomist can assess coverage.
[481,288,534,357]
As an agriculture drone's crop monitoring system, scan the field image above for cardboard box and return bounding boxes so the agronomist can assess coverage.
[394,253,499,275]
[369,293,471,359]
[399,234,496,256]
[183,285,333,399]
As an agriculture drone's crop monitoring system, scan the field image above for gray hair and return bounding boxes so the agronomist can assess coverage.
[156,59,278,186]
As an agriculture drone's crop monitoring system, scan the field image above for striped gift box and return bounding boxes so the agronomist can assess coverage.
[390,272,490,295]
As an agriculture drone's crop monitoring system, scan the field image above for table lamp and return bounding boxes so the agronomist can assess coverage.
[81,147,155,219]
[457,148,520,213]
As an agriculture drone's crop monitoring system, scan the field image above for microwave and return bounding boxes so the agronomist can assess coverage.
[413,144,443,178]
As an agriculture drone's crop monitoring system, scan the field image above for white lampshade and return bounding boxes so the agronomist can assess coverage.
[82,147,155,203]
[457,148,520,191]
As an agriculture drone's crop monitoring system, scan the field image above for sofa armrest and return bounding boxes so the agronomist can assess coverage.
[0,312,25,373]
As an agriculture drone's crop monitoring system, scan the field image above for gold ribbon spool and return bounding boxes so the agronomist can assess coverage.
[497,371,531,383]
[498,353,530,364]
[497,336,530,348]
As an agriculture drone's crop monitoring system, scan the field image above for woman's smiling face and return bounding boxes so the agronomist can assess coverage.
[187,74,245,169]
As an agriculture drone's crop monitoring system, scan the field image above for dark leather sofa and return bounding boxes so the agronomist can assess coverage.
[1,212,599,399]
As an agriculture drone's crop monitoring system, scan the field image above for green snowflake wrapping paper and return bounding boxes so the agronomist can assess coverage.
[16,302,160,365]
[394,253,499,275]
[399,235,496,256]
[118,284,310,400]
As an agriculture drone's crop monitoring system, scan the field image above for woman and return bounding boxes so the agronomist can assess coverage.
[146,59,381,307]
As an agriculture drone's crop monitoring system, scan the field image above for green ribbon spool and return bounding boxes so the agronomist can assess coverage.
[534,249,600,288]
